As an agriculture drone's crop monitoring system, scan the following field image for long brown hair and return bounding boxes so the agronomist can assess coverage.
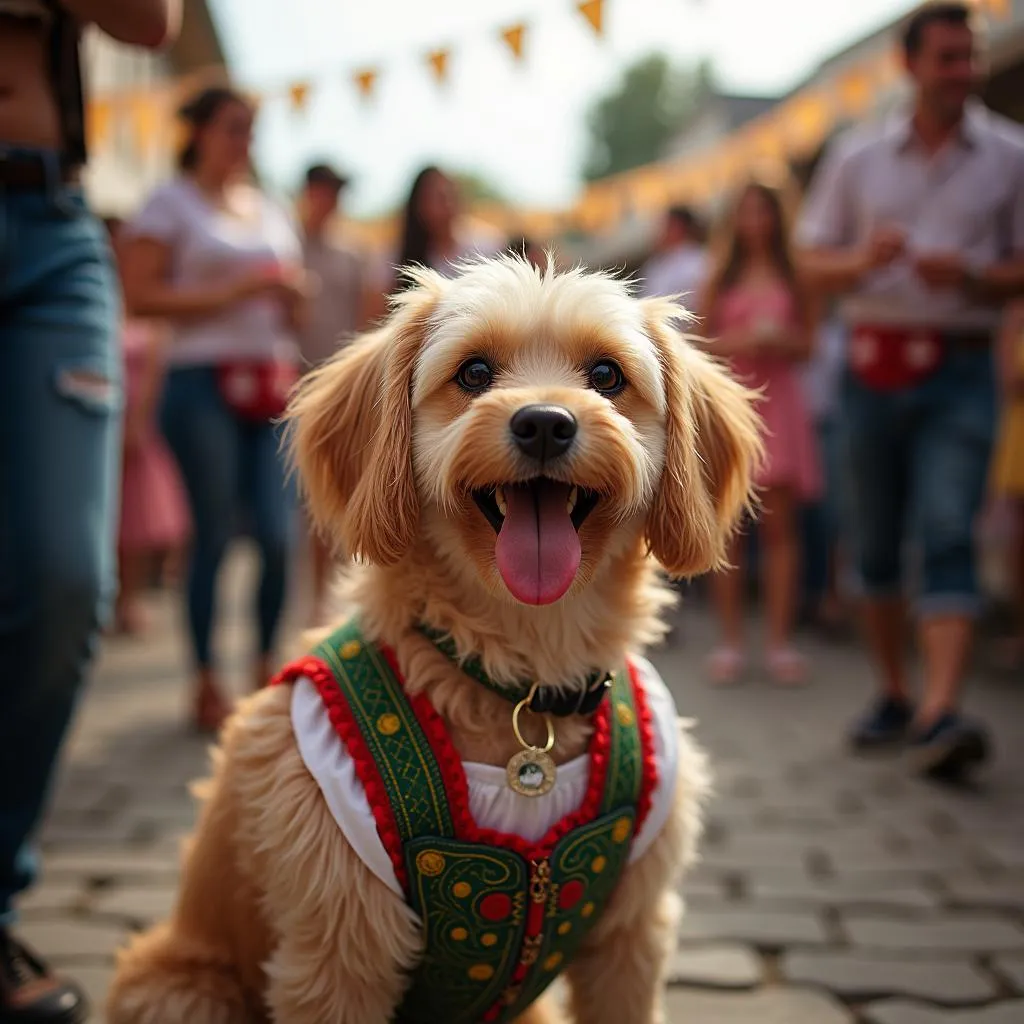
[704,180,805,325]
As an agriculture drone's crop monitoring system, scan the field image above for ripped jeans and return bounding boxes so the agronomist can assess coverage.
[0,167,121,921]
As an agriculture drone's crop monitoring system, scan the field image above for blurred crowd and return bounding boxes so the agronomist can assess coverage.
[104,6,1024,745]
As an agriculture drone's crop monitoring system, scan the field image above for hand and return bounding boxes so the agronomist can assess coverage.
[913,252,971,291]
[862,225,906,271]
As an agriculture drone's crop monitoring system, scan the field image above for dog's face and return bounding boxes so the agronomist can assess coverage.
[288,258,761,606]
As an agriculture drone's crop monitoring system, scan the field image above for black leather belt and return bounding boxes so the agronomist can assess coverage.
[0,150,80,190]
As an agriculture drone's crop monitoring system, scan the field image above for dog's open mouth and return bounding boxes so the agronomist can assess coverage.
[472,480,600,606]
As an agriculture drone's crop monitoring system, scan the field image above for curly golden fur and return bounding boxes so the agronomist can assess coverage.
[107,257,762,1023]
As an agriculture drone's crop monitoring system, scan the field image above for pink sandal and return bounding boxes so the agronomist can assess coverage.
[706,646,746,686]
[765,646,808,687]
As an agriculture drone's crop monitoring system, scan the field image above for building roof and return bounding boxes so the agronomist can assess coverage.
[710,92,780,132]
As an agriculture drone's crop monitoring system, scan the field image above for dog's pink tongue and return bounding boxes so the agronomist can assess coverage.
[495,482,581,605]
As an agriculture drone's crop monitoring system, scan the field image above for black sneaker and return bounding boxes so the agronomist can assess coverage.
[0,929,88,1023]
[849,695,914,751]
[908,712,990,782]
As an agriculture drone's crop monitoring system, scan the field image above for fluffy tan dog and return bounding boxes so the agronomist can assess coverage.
[107,257,761,1024]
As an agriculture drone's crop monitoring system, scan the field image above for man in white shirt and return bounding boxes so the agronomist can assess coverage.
[797,2,1024,782]
[640,205,708,310]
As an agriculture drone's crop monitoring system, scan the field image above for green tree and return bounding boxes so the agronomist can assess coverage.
[582,54,713,182]
[452,170,507,205]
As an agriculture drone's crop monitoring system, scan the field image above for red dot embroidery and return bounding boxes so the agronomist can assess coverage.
[479,893,513,922]
[558,879,585,910]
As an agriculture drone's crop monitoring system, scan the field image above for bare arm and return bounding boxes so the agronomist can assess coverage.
[997,301,1024,398]
[61,0,181,48]
[692,282,753,361]
[122,237,249,323]
[123,323,164,452]
[769,283,818,362]
[971,258,1024,304]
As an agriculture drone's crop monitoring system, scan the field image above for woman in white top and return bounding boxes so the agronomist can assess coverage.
[123,86,306,731]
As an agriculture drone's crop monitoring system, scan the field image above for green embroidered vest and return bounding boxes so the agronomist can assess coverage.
[277,620,656,1024]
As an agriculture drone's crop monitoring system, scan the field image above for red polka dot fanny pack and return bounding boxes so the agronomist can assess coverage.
[216,360,300,423]
[848,325,944,392]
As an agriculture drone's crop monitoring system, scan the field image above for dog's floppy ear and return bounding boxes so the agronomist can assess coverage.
[285,274,443,564]
[642,301,764,577]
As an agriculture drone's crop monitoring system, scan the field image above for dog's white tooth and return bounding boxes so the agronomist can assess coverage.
[567,485,578,514]
[496,486,507,517]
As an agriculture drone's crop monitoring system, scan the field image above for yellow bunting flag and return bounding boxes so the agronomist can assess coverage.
[130,94,162,157]
[427,48,450,84]
[288,82,311,113]
[981,0,1010,19]
[85,99,113,154]
[500,23,526,62]
[839,68,872,117]
[354,68,379,101]
[577,0,605,37]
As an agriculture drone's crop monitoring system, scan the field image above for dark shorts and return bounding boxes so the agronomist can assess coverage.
[840,348,997,618]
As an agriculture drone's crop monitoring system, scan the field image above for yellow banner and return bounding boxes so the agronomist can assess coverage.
[500,23,527,61]
[354,69,379,100]
[86,98,113,154]
[427,48,450,84]
[577,0,605,37]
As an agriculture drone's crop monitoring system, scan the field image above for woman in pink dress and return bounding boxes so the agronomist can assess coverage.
[697,182,821,685]
[107,218,190,634]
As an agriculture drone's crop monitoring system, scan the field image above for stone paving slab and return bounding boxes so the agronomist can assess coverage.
[782,950,997,1005]
[668,943,763,990]
[679,907,828,947]
[664,986,854,1022]
[91,884,178,925]
[993,955,1024,993]
[863,999,1024,1024]
[841,914,1024,954]
[20,920,128,962]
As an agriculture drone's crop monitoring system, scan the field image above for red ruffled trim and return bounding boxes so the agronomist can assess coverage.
[271,647,661,890]
[627,656,659,838]
[273,655,410,891]
[381,647,613,861]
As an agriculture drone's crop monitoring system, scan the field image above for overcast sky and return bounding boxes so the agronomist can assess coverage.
[209,0,913,216]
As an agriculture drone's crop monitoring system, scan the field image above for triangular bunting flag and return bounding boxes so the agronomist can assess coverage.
[427,48,450,84]
[130,95,162,157]
[85,99,113,154]
[288,82,311,113]
[500,23,526,61]
[354,68,379,100]
[577,0,604,37]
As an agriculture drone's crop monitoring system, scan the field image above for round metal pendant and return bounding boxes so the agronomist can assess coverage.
[506,748,557,798]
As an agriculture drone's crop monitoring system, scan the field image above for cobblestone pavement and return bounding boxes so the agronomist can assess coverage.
[20,547,1024,1022]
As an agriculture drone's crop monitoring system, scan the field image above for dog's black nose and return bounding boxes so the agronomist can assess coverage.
[510,404,578,461]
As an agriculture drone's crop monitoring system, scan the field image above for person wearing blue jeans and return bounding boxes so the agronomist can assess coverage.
[160,367,293,688]
[2,5,178,1021]
[0,160,120,1022]
[798,3,1024,781]
[124,86,306,728]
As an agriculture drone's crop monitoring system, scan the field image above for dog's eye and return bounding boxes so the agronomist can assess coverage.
[588,361,626,395]
[455,359,493,393]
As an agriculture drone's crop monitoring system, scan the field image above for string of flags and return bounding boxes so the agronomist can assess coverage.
[85,0,1016,245]
[86,0,607,154]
